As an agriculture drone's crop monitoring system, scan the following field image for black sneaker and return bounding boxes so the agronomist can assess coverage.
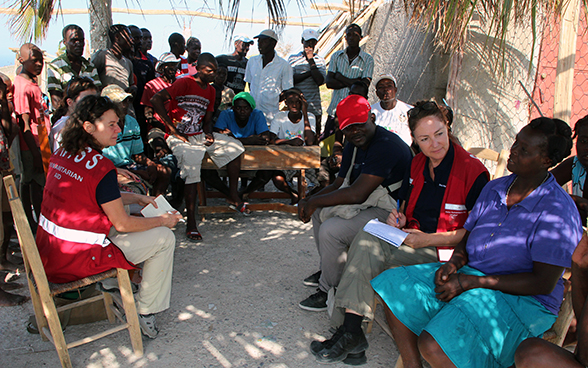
[303,271,321,287]
[299,289,328,311]
[315,326,368,364]
[310,326,347,356]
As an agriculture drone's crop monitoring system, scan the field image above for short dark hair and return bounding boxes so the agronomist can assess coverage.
[62,24,83,39]
[109,24,129,43]
[528,117,573,167]
[168,32,185,47]
[346,23,362,37]
[141,28,150,34]
[186,37,201,48]
[197,53,218,67]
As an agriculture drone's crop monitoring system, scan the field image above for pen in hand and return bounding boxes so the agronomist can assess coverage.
[396,199,401,225]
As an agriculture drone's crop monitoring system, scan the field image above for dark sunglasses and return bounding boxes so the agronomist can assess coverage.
[407,101,440,119]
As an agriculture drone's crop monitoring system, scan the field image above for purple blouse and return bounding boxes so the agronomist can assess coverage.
[463,173,582,314]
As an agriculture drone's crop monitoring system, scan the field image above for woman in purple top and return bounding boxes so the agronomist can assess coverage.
[371,117,583,368]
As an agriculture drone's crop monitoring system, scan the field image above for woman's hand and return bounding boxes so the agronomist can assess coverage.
[135,194,157,208]
[434,273,468,302]
[403,228,430,249]
[159,212,182,228]
[435,261,458,286]
[386,209,406,228]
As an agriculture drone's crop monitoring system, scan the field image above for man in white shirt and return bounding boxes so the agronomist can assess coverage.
[370,74,413,146]
[245,29,293,124]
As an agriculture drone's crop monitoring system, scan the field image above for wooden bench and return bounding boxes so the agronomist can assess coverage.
[197,145,321,214]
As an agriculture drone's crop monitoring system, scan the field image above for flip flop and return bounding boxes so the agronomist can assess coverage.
[229,202,251,216]
[186,230,203,241]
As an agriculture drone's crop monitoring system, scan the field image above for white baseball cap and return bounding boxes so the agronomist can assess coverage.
[233,34,254,44]
[301,29,319,41]
[254,29,279,42]
[374,74,398,88]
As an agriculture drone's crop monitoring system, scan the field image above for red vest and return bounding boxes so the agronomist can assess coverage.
[36,147,134,283]
[405,143,489,259]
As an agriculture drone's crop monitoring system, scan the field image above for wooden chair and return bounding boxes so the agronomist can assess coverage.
[467,147,509,180]
[3,175,143,368]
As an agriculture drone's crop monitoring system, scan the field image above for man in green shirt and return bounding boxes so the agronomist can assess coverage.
[47,24,102,108]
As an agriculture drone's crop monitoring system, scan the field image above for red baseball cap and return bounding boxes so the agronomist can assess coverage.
[337,95,371,130]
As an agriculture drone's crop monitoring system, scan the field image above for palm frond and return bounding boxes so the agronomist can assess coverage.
[403,0,567,69]
[9,0,55,42]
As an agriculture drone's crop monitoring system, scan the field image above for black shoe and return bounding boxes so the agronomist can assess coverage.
[303,271,321,287]
[310,325,347,356]
[299,289,328,311]
[315,326,368,364]
[343,351,367,365]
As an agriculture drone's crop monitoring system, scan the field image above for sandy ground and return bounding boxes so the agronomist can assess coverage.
[0,206,402,367]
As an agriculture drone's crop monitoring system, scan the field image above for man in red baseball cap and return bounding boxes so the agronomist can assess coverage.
[297,95,412,323]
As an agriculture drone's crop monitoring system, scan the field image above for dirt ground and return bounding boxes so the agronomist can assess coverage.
[0,207,402,367]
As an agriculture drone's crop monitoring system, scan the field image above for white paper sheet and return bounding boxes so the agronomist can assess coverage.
[363,219,409,248]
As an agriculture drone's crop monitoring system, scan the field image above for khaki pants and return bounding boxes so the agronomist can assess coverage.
[331,229,437,326]
[108,226,176,315]
[312,207,390,293]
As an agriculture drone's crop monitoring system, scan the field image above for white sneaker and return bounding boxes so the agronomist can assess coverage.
[138,314,159,338]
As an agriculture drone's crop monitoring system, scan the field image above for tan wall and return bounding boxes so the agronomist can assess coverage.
[361,2,451,106]
[451,14,542,154]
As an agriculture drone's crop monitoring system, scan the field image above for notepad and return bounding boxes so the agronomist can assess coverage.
[363,219,409,248]
[140,195,178,218]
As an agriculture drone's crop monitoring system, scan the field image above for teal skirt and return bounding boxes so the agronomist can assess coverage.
[371,263,557,368]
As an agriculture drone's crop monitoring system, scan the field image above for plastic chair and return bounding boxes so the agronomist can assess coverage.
[3,175,143,368]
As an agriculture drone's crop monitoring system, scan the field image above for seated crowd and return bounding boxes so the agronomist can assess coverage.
[1,20,587,368]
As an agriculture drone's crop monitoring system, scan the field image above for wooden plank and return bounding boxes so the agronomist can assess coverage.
[202,146,320,170]
[553,0,581,123]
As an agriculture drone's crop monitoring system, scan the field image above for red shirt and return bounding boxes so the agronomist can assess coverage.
[141,77,174,132]
[13,74,49,150]
[165,76,215,135]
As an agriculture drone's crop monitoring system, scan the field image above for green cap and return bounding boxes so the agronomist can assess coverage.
[233,92,256,109]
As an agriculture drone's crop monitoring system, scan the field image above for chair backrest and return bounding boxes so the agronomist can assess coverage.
[467,147,509,180]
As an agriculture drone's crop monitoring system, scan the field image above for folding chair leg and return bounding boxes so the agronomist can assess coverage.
[27,277,50,341]
[395,356,403,368]
[117,269,143,357]
[41,293,73,368]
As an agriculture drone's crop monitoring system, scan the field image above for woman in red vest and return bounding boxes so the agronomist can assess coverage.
[36,95,182,339]
[310,100,490,365]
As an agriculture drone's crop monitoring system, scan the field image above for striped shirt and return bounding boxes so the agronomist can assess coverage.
[102,115,143,167]
[326,48,374,116]
[47,53,102,93]
[288,51,327,117]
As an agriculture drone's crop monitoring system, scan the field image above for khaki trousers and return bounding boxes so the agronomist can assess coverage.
[331,229,437,326]
[312,207,390,293]
[108,226,176,315]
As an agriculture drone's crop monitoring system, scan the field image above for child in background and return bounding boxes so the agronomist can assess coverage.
[13,43,50,230]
